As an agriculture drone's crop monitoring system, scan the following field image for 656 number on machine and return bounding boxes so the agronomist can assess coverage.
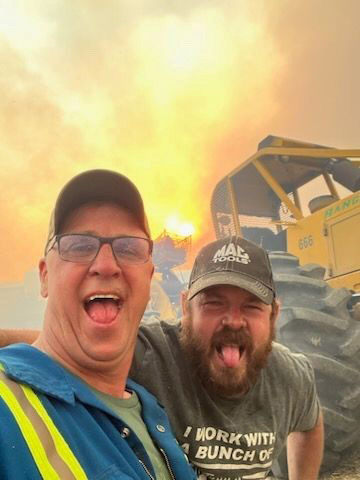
[298,235,313,249]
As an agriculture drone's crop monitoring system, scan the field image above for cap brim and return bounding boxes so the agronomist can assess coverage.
[188,271,274,304]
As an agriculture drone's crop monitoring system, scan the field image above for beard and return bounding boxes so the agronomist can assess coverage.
[180,315,275,398]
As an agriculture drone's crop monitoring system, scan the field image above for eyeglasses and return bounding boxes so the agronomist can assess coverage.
[46,234,153,264]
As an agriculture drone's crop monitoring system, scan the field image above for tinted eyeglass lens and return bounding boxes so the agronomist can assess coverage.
[59,235,99,262]
[112,237,150,263]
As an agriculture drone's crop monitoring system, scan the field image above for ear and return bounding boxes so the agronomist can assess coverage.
[39,257,49,298]
[272,300,280,323]
[181,290,190,315]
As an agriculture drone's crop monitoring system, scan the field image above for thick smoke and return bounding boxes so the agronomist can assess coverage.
[0,0,359,282]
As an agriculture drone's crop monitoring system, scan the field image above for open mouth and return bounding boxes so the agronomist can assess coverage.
[84,294,123,324]
[215,343,246,368]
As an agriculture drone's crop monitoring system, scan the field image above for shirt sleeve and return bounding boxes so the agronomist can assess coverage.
[290,353,321,432]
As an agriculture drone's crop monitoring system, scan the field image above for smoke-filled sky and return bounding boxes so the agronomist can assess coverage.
[0,0,359,283]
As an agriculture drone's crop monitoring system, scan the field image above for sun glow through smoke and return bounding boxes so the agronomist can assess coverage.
[165,214,195,237]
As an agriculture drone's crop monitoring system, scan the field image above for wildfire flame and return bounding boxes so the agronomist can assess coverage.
[165,215,195,237]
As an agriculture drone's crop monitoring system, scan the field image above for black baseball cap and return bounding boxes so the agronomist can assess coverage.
[188,236,276,304]
[45,169,151,251]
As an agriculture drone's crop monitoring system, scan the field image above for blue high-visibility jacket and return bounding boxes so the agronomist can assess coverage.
[0,344,196,479]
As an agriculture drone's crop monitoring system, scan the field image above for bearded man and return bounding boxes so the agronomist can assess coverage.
[131,236,324,480]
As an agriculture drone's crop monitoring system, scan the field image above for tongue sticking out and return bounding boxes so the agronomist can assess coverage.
[220,346,241,368]
[86,300,119,324]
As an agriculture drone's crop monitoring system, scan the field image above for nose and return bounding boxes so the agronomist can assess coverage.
[221,306,247,330]
[88,244,122,277]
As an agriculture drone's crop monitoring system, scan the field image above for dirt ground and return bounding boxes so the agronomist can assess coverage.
[319,446,360,480]
[268,444,360,479]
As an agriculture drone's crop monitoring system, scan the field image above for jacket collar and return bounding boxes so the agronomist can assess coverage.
[0,344,134,413]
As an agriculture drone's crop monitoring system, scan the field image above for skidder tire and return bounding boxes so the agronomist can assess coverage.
[269,252,360,476]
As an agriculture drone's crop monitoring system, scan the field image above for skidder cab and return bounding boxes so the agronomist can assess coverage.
[211,134,360,294]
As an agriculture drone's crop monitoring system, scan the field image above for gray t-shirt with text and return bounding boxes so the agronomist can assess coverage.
[131,320,320,480]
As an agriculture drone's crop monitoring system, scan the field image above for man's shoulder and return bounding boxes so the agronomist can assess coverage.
[138,319,180,345]
[0,344,77,400]
[132,320,182,377]
[267,342,314,382]
[271,341,311,363]
[270,342,312,365]
[0,343,41,370]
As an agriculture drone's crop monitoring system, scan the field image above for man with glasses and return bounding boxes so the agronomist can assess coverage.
[0,169,196,479]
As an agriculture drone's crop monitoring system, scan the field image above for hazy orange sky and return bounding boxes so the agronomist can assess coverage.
[0,0,359,283]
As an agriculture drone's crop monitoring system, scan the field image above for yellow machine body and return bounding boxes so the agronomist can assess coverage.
[287,192,359,291]
[211,135,360,292]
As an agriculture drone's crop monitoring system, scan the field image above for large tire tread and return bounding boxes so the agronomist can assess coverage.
[269,252,360,476]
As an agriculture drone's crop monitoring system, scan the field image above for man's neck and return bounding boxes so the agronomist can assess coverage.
[82,370,132,398]
[32,335,131,398]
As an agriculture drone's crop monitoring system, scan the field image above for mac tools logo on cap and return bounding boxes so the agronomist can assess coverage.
[212,242,251,265]
[188,236,276,304]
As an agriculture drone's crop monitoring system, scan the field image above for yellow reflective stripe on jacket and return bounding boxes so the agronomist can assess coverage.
[22,387,88,480]
[0,378,60,479]
[0,366,88,480]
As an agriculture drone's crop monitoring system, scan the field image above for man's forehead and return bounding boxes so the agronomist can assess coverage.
[60,201,141,231]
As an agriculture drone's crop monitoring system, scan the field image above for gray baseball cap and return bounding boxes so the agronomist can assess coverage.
[188,236,276,304]
[45,169,151,251]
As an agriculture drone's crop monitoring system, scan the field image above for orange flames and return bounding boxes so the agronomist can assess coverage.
[0,2,359,282]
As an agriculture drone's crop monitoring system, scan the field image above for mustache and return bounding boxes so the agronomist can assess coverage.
[210,326,253,351]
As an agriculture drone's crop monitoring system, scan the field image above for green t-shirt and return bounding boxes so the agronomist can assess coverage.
[92,387,173,480]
